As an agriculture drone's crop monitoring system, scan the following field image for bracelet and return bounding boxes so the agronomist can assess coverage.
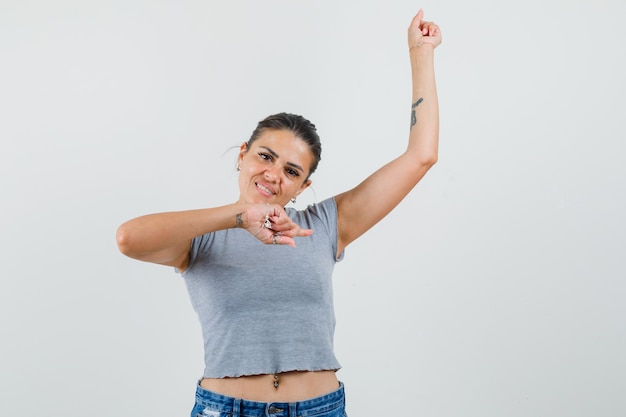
[409,42,424,51]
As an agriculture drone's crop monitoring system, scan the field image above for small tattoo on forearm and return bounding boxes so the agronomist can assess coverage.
[235,213,243,227]
[410,97,424,128]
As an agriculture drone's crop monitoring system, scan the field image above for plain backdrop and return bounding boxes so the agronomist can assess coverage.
[1,1,625,416]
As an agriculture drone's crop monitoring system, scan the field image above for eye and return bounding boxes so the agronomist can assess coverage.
[259,152,273,161]
[286,168,300,177]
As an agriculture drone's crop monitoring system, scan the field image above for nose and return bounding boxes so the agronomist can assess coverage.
[264,164,281,181]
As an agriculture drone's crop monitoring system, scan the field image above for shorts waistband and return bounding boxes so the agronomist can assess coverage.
[194,381,345,417]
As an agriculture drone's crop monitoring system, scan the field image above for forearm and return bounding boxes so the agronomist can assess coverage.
[408,44,439,165]
[116,203,244,260]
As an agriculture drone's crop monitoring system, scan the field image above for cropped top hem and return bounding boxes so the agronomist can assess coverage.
[202,366,341,379]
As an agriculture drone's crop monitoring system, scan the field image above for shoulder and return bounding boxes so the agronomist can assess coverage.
[286,197,338,227]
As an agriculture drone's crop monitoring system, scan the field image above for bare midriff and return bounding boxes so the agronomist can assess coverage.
[200,370,339,402]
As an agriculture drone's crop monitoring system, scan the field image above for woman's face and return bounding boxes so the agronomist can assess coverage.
[237,128,313,206]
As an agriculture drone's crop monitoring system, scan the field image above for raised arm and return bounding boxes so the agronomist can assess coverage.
[334,9,441,256]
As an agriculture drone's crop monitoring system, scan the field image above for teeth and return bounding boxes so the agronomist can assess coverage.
[257,183,274,195]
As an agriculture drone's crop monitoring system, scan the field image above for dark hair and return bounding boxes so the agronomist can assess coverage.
[247,112,322,177]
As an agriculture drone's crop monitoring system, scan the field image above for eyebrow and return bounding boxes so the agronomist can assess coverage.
[259,146,305,173]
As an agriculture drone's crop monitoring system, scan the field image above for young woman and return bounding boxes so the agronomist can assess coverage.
[117,9,441,417]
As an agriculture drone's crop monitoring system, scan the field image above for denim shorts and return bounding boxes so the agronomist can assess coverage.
[191,381,347,417]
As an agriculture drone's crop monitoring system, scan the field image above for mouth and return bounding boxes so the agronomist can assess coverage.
[255,182,275,196]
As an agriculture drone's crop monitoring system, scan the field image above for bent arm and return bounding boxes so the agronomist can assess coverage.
[116,205,245,271]
[335,14,440,255]
[116,202,313,270]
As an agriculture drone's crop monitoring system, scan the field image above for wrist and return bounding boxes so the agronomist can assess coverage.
[232,203,249,229]
[235,212,244,228]
[409,43,435,69]
[409,42,435,54]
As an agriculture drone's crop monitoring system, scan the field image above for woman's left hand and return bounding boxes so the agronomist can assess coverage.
[408,9,442,49]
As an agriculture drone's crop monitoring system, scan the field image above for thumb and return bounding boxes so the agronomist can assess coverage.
[408,9,425,48]
[409,9,424,30]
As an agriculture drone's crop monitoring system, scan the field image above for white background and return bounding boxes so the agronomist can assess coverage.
[1,1,625,416]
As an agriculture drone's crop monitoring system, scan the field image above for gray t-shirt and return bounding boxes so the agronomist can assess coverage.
[181,197,344,378]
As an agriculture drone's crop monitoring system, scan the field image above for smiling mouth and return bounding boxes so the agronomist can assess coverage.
[256,182,275,196]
